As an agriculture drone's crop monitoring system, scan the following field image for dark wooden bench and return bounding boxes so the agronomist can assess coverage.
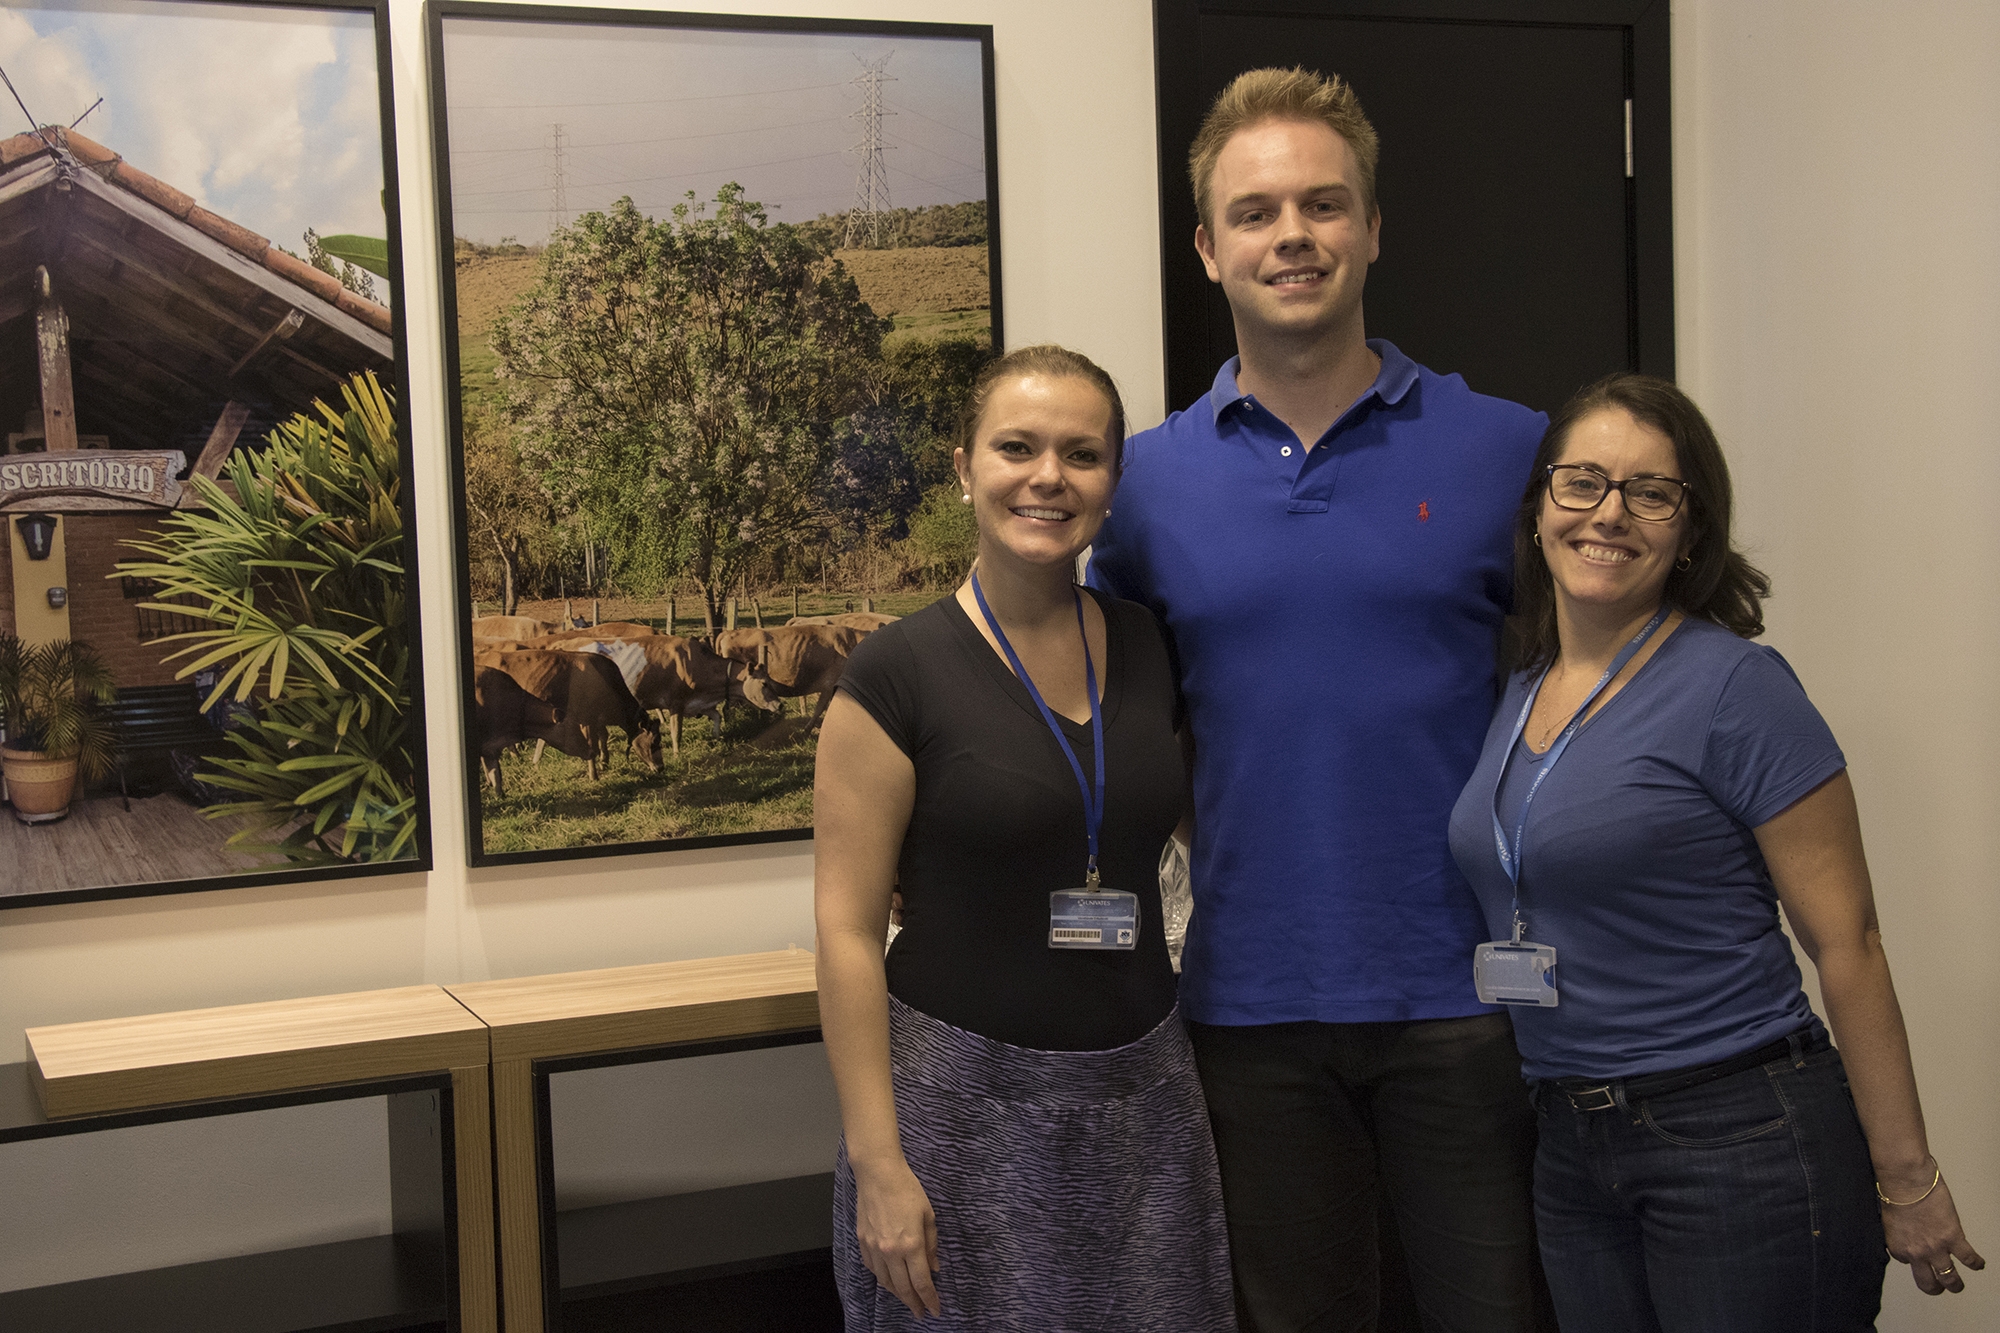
[105,685,229,806]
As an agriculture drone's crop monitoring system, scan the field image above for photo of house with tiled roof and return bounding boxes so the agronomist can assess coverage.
[0,0,420,904]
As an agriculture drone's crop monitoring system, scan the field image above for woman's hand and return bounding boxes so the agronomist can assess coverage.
[854,1156,942,1317]
[1882,1170,1985,1295]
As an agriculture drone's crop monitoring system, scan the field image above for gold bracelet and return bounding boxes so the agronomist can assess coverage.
[1876,1158,1942,1207]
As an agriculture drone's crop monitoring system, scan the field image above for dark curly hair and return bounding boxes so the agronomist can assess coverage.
[1511,373,1769,671]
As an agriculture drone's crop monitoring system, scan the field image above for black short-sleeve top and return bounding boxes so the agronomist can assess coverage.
[835,588,1185,1051]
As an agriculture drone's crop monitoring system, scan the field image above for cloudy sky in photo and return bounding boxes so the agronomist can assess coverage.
[441,17,988,246]
[0,0,386,269]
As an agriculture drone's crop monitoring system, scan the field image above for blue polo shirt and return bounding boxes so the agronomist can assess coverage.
[1088,343,1545,1025]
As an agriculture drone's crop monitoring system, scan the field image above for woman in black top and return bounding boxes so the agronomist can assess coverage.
[815,345,1234,1330]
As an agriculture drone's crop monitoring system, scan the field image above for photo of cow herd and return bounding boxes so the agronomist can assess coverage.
[467,608,901,853]
[435,11,998,859]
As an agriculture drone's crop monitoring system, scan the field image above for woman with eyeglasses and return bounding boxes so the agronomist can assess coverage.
[1446,374,1980,1331]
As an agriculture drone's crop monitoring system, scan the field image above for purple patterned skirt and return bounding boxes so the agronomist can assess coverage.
[834,996,1237,1331]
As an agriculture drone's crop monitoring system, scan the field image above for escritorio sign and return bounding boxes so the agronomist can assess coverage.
[0,449,187,508]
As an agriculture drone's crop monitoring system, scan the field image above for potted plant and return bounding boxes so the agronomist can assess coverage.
[0,636,116,824]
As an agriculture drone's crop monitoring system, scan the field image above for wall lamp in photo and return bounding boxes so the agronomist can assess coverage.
[14,512,58,561]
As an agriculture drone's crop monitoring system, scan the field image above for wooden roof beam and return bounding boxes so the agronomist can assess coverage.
[35,266,78,450]
[69,168,391,359]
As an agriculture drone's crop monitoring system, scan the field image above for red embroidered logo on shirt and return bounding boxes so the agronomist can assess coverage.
[1418,501,1432,522]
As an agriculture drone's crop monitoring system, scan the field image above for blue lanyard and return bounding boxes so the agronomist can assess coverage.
[1490,608,1667,937]
[971,572,1106,886]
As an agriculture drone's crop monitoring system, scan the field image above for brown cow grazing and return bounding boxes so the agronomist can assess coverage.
[473,666,567,797]
[474,648,662,780]
[785,612,899,634]
[471,614,554,641]
[533,621,657,642]
[713,624,864,722]
[560,635,781,755]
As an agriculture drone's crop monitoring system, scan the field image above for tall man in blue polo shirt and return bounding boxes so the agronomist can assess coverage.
[1090,69,1549,1331]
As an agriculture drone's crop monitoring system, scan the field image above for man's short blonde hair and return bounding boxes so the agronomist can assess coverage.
[1189,67,1380,232]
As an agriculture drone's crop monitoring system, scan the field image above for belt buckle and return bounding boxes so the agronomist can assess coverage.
[1565,1084,1618,1112]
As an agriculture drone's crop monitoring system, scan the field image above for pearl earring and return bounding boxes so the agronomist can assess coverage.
[960,493,971,505]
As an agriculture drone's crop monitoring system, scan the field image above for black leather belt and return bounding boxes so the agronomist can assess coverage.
[1552,1027,1829,1113]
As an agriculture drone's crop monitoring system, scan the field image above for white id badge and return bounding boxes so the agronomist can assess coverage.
[1049,889,1139,950]
[1473,941,1559,1007]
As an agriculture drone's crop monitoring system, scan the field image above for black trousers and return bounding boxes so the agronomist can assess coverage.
[1188,1013,1553,1333]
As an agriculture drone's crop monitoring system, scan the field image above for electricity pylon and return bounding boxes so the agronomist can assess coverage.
[843,54,895,248]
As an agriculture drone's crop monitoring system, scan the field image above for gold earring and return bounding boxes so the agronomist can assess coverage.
[1675,554,1692,571]
[1533,530,1541,546]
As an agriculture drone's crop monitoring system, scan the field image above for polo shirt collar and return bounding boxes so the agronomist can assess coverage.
[1208,339,1420,425]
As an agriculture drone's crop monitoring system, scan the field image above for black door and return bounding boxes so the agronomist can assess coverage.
[1155,0,1671,416]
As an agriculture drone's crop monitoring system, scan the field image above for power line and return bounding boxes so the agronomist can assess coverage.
[451,148,848,211]
[452,79,847,112]
[883,98,984,143]
[451,116,831,155]
[842,52,894,248]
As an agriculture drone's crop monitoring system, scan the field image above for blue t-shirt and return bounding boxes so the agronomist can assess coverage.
[1447,618,1846,1081]
[1088,344,1545,1024]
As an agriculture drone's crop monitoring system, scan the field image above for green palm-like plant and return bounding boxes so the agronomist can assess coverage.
[0,636,117,778]
[117,370,418,865]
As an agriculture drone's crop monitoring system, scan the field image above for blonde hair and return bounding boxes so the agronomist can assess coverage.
[1188,67,1380,232]
[956,344,1128,469]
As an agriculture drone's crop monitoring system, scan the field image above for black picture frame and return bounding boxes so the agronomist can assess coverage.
[426,2,1002,868]
[0,0,431,911]
[1152,0,1672,415]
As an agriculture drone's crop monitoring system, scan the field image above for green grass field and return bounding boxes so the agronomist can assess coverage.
[474,593,962,853]
[885,309,989,348]
[478,704,820,853]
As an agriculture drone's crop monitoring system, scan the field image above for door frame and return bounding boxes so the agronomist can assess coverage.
[1153,0,1672,411]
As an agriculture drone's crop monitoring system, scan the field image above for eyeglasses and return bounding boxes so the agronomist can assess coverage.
[1544,465,1690,522]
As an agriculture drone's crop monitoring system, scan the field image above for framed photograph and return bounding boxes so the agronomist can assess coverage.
[0,0,429,907]
[428,3,1000,866]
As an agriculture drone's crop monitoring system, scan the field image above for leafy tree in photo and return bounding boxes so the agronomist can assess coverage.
[119,371,417,865]
[303,227,378,301]
[492,187,887,626]
[461,404,558,615]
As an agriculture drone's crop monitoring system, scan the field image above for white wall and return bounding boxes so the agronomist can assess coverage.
[1673,3,2000,1328]
[4,1,1995,1325]
[0,0,1164,1293]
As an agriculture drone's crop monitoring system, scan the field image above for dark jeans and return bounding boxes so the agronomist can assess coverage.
[1533,1037,1887,1333]
[1188,1013,1549,1333]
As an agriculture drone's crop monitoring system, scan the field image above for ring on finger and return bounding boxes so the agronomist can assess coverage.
[1935,1265,1957,1279]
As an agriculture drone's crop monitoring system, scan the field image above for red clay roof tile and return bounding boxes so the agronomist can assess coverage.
[109,161,195,219]
[186,205,271,260]
[261,246,347,305]
[0,131,52,166]
[61,129,118,167]
[334,285,394,335]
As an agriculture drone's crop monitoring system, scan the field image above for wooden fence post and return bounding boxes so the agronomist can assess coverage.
[725,597,737,631]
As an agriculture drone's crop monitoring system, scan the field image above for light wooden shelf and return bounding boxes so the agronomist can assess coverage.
[445,948,821,1333]
[26,985,488,1118]
[445,947,819,1063]
[18,987,497,1333]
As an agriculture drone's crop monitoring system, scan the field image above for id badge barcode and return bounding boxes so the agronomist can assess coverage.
[1049,888,1140,951]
